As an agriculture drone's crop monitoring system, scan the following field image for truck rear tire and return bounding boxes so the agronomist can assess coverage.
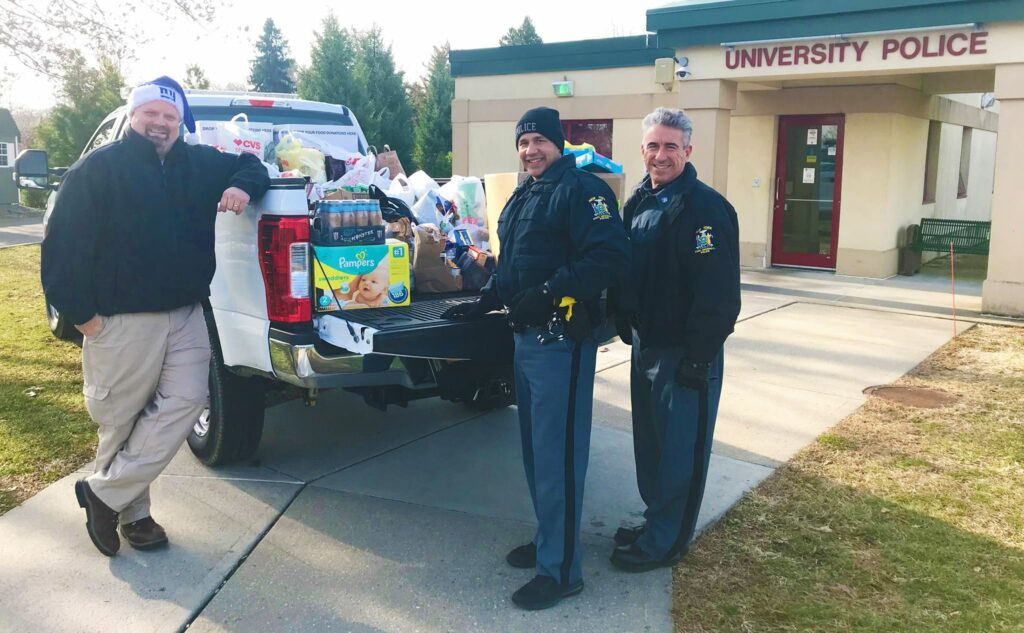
[438,361,516,411]
[46,303,80,341]
[187,311,266,466]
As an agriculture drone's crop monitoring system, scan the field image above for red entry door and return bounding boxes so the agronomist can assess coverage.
[771,115,845,269]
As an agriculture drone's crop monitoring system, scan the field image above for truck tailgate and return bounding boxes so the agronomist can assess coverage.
[315,295,513,362]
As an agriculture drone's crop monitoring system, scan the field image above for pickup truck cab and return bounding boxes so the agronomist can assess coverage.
[17,91,514,466]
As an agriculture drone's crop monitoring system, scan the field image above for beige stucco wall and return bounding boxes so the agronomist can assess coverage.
[455,67,663,101]
[726,115,776,268]
[982,63,1024,316]
[965,128,997,219]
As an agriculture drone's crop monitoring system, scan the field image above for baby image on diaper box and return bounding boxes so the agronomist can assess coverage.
[313,239,411,312]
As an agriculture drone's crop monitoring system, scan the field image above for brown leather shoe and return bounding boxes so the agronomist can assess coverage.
[120,517,168,550]
[75,479,119,556]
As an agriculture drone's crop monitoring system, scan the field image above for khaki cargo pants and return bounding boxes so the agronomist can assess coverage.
[81,303,210,524]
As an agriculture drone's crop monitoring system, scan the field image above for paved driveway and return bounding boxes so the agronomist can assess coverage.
[0,282,963,632]
[0,212,44,248]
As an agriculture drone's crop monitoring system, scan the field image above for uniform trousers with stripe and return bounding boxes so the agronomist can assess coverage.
[513,329,598,586]
[630,331,724,559]
[81,303,211,524]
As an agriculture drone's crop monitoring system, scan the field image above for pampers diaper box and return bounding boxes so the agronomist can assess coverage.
[313,239,411,312]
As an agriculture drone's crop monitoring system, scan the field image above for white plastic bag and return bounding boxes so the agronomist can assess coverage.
[337,154,376,187]
[197,114,273,160]
[407,170,440,201]
[439,175,486,226]
[370,167,392,191]
[387,173,416,207]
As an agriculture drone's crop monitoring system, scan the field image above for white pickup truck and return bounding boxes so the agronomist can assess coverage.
[16,91,515,466]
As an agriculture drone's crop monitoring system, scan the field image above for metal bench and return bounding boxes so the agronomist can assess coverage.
[910,218,991,256]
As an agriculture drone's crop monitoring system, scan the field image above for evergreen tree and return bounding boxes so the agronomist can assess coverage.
[297,14,360,111]
[249,18,297,93]
[34,53,124,167]
[413,44,453,177]
[499,17,543,46]
[352,27,415,171]
[183,63,210,90]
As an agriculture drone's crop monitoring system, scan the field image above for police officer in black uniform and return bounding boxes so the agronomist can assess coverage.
[609,107,740,572]
[444,107,628,609]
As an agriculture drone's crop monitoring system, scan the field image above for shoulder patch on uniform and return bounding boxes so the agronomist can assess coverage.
[589,196,613,221]
[695,226,715,254]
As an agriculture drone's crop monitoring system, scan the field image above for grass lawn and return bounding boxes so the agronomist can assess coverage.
[674,324,1024,632]
[0,245,96,515]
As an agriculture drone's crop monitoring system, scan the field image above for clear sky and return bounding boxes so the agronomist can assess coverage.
[1,0,656,111]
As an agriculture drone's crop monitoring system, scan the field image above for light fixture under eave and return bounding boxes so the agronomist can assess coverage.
[552,79,574,98]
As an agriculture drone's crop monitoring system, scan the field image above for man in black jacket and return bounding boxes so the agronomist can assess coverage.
[41,76,270,557]
[609,107,740,572]
[444,107,628,609]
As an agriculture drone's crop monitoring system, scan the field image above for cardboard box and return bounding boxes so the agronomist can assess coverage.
[483,171,629,256]
[312,239,411,312]
[323,189,369,201]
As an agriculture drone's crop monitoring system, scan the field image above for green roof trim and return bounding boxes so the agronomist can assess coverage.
[648,0,1024,48]
[450,35,674,77]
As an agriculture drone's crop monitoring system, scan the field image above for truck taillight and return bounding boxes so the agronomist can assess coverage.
[258,216,310,324]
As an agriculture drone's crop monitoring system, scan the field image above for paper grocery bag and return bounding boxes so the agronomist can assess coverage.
[375,144,406,178]
[412,224,462,293]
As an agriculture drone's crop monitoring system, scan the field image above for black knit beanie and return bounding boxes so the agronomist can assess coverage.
[515,107,565,152]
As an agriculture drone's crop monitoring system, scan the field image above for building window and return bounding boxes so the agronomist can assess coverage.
[0,142,10,168]
[562,119,613,158]
[958,127,972,199]
[922,121,940,203]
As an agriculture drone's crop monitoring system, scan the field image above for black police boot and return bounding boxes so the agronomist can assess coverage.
[610,542,685,573]
[505,542,536,569]
[511,575,584,610]
[613,523,645,547]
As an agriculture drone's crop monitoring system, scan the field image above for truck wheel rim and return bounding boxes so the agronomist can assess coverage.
[47,304,59,328]
[194,408,211,438]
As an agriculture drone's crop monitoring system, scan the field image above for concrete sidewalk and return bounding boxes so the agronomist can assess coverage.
[0,273,973,633]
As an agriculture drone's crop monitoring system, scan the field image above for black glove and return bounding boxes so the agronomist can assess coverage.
[564,301,592,343]
[509,285,555,328]
[441,288,501,321]
[675,359,710,391]
[614,314,633,346]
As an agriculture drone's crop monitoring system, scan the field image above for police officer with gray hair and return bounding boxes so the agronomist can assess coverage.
[609,107,740,572]
[444,106,628,609]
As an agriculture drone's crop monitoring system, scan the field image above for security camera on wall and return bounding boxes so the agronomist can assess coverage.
[674,55,691,79]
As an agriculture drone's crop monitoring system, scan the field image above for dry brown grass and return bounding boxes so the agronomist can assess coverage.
[673,324,1024,632]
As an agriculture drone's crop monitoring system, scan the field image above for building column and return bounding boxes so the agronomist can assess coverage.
[675,80,737,193]
[982,64,1024,317]
[451,99,470,176]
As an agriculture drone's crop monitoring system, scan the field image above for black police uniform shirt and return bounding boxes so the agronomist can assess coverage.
[619,161,740,362]
[495,154,628,322]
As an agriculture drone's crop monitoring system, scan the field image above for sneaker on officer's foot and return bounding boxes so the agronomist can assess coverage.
[74,479,119,556]
[613,523,646,547]
[120,517,168,550]
[511,575,584,610]
[505,542,536,569]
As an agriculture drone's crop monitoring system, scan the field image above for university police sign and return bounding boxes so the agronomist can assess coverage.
[725,31,989,70]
